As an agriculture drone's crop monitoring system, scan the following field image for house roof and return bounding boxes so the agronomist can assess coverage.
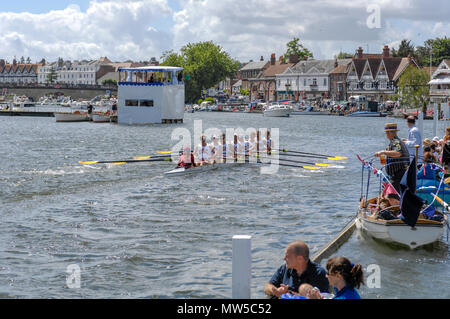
[290,59,350,75]
[240,61,268,71]
[262,61,294,77]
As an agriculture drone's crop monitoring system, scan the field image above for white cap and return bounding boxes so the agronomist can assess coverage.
[433,136,439,142]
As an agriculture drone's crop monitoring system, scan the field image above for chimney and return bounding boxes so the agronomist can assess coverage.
[289,54,299,64]
[357,47,363,59]
[271,53,276,65]
[383,45,390,58]
[334,58,338,68]
[13,58,17,66]
[0,59,5,68]
[260,56,264,61]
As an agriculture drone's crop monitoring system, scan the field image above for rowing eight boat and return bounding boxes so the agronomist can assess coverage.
[164,161,254,176]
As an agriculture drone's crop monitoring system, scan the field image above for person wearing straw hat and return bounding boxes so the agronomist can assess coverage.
[374,123,410,197]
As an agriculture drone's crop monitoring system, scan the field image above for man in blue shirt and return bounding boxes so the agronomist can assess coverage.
[402,116,423,165]
[264,241,329,298]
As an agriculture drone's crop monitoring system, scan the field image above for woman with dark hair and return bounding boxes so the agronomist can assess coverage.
[325,256,364,299]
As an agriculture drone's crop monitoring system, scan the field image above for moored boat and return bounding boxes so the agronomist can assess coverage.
[54,111,90,122]
[347,111,387,117]
[356,197,447,249]
[92,112,111,123]
[263,103,292,117]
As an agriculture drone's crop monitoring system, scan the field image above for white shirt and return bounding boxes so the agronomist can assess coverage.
[404,125,423,164]
[196,144,212,161]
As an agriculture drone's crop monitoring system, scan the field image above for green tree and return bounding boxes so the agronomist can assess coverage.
[415,37,450,67]
[392,39,415,58]
[102,79,118,87]
[396,65,430,112]
[161,41,239,103]
[240,88,249,96]
[335,51,353,59]
[46,67,57,84]
[284,37,313,61]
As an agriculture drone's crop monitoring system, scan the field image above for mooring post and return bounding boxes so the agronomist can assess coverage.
[232,235,251,299]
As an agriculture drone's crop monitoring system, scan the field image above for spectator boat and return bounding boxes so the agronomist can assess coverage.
[263,103,292,117]
[54,110,90,122]
[356,197,447,249]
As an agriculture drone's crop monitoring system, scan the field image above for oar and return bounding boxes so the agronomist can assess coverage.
[253,153,331,167]
[431,193,450,212]
[275,152,344,161]
[278,149,348,160]
[133,154,174,160]
[79,158,173,165]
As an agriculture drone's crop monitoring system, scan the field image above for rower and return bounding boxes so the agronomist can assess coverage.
[195,134,213,166]
[266,130,272,155]
[247,131,257,157]
[177,146,197,168]
[209,135,221,162]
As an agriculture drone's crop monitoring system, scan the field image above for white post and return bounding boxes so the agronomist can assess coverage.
[433,103,438,138]
[232,235,251,299]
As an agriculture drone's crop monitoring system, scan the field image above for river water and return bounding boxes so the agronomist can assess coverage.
[0,112,448,299]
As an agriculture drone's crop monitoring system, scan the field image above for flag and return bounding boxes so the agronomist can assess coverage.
[399,157,424,227]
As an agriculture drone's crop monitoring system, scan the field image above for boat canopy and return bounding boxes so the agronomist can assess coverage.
[118,66,184,86]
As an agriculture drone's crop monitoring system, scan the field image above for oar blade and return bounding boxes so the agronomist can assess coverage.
[110,162,127,165]
[327,156,348,161]
[315,163,331,167]
[79,161,99,165]
[302,166,320,170]
[157,151,173,155]
[133,156,152,160]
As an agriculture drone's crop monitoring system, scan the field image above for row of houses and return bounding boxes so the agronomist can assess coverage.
[0,57,159,86]
[230,45,449,104]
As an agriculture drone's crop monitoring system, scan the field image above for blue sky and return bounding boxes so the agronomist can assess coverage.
[1,0,92,13]
[0,1,447,63]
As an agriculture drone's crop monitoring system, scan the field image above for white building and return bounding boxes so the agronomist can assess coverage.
[0,59,40,84]
[117,66,185,124]
[38,57,115,85]
[276,59,347,101]
[429,59,450,104]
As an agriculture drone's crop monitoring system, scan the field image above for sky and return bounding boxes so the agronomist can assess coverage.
[0,0,448,64]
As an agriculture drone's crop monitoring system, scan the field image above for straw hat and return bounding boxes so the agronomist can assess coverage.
[423,138,432,147]
[384,123,399,132]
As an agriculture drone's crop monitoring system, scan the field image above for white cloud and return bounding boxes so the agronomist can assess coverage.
[0,0,447,63]
[0,0,173,62]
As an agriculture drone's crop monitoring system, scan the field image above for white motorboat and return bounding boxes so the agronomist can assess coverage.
[356,198,447,249]
[54,110,90,122]
[263,103,292,117]
[92,112,111,123]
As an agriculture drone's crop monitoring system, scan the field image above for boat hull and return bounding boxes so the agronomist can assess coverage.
[165,161,256,176]
[92,113,111,123]
[54,112,90,122]
[347,111,387,117]
[291,111,329,116]
[356,210,446,249]
[263,109,292,117]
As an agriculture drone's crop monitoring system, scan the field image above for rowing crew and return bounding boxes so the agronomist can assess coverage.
[178,131,273,168]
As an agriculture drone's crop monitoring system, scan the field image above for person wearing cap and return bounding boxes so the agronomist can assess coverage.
[177,146,197,168]
[402,116,422,166]
[374,123,410,197]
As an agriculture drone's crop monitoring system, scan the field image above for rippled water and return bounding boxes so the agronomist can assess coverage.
[0,112,448,299]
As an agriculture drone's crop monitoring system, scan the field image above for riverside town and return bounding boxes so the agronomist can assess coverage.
[0,0,449,309]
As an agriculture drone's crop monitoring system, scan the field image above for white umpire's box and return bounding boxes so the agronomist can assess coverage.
[117,66,185,124]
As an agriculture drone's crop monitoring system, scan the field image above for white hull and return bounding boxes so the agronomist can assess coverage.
[356,211,446,249]
[92,113,111,123]
[263,108,292,117]
[291,111,328,116]
[54,112,90,122]
[165,161,255,176]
